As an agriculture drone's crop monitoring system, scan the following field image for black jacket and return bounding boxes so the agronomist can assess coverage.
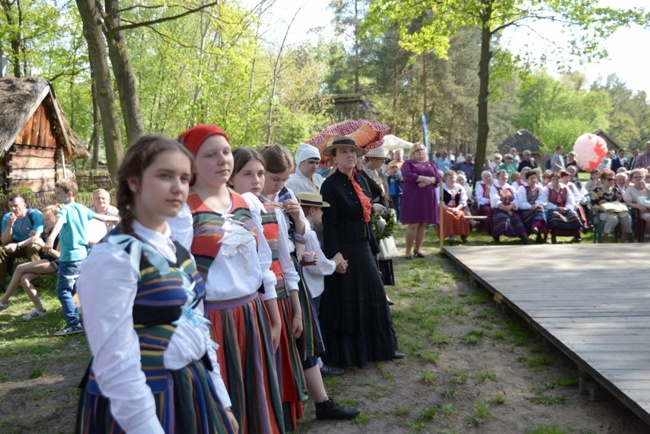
[321,169,380,258]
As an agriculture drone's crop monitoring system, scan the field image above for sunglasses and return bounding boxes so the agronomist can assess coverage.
[605,178,615,181]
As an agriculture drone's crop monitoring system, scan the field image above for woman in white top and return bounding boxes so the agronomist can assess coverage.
[625,168,650,238]
[490,170,529,243]
[76,135,237,433]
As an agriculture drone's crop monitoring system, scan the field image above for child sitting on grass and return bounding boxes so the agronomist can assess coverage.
[43,179,119,336]
[0,205,61,320]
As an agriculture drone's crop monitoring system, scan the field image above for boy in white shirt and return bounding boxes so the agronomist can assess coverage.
[297,192,347,377]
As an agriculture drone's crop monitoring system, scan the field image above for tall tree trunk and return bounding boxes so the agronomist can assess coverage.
[392,65,398,133]
[76,0,122,179]
[189,11,209,128]
[102,0,145,145]
[474,2,493,184]
[266,6,301,145]
[422,52,427,120]
[1,0,22,77]
[91,76,101,170]
[353,0,360,94]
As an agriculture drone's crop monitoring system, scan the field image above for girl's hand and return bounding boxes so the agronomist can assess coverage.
[283,199,301,220]
[291,315,303,339]
[225,410,239,433]
[332,252,345,266]
[271,323,281,352]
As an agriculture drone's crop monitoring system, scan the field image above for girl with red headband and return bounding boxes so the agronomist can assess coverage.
[169,125,284,433]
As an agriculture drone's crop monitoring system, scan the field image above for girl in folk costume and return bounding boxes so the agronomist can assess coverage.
[228,148,307,431]
[437,170,470,243]
[474,170,495,235]
[541,171,583,243]
[516,171,548,243]
[490,170,529,244]
[76,136,237,434]
[260,144,360,421]
[169,125,285,434]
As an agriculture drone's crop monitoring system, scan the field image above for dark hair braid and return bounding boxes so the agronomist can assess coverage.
[116,135,195,236]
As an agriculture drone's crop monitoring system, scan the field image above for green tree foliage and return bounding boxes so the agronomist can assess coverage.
[366,0,647,180]
[514,71,612,150]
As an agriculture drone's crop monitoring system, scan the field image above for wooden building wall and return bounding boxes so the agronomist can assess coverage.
[1,104,59,192]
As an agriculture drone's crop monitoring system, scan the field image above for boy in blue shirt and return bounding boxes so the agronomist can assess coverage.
[44,179,119,336]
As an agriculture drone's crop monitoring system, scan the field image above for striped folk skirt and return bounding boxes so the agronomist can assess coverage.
[547,209,582,232]
[205,293,285,434]
[291,255,325,362]
[274,286,307,432]
[491,209,527,238]
[436,209,470,240]
[518,208,548,235]
[76,360,234,434]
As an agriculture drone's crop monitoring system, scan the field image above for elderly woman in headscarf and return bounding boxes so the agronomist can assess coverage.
[287,142,325,195]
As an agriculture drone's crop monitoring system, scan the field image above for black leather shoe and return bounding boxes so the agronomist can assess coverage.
[315,397,360,420]
[320,364,345,376]
[392,351,406,360]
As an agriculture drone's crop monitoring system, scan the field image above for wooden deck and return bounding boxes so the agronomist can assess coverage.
[444,243,650,425]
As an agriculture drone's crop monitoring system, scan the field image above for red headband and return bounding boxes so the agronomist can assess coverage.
[178,124,230,156]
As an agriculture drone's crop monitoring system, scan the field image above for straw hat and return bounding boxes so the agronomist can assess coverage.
[322,136,366,157]
[296,192,330,208]
[364,145,387,159]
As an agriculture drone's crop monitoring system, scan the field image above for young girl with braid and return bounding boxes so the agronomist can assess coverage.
[260,144,360,421]
[168,125,285,433]
[229,147,306,431]
[75,135,237,433]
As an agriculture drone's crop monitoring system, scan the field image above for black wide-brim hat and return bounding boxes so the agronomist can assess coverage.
[322,136,366,157]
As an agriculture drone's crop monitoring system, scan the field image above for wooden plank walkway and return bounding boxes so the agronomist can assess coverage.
[444,243,650,426]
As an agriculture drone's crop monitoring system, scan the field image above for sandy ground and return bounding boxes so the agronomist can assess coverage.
[1,282,648,434]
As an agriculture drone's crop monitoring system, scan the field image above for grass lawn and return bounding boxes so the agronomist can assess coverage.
[0,223,644,433]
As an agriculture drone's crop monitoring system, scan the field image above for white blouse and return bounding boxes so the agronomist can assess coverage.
[490,181,519,209]
[77,220,230,434]
[302,228,336,298]
[516,185,544,210]
[168,193,278,302]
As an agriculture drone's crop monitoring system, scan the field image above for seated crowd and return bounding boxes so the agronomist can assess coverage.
[430,146,650,244]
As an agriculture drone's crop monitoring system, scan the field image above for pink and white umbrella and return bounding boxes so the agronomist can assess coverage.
[307,119,390,164]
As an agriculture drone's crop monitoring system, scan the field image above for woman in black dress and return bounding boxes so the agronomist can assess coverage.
[319,136,402,368]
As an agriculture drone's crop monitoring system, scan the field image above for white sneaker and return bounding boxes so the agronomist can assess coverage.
[22,309,47,321]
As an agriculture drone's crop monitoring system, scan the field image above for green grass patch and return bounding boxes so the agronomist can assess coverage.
[518,356,554,372]
[471,367,497,384]
[492,391,507,404]
[451,370,468,385]
[463,329,485,344]
[467,401,491,426]
[422,369,438,386]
